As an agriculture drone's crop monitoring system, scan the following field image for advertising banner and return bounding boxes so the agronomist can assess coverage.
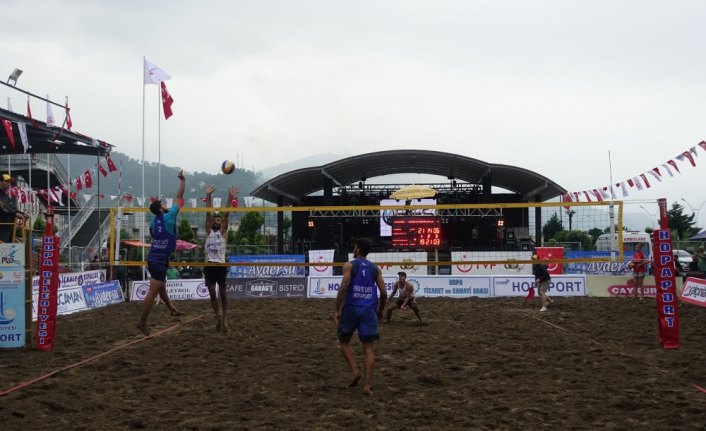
[32,269,107,289]
[308,276,398,298]
[226,277,308,299]
[406,275,492,298]
[585,275,659,298]
[681,277,706,307]
[228,254,305,278]
[36,235,60,351]
[0,243,25,348]
[564,251,632,275]
[348,252,428,276]
[492,275,587,297]
[82,281,125,309]
[308,249,335,277]
[451,251,532,275]
[535,247,564,275]
[130,279,210,301]
[652,229,679,349]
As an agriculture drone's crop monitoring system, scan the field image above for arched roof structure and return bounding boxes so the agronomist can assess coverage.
[251,150,567,205]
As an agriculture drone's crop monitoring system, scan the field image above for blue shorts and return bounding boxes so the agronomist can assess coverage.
[147,260,168,282]
[338,305,379,343]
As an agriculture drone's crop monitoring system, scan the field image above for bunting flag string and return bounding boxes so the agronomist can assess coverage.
[564,141,706,203]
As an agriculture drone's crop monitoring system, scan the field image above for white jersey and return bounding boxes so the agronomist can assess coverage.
[205,229,226,263]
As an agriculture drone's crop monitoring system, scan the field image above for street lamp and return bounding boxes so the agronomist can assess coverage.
[639,205,656,228]
[681,198,706,227]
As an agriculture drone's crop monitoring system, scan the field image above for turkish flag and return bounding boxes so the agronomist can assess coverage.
[105,154,118,172]
[27,97,38,127]
[161,81,174,120]
[98,163,108,177]
[65,105,72,130]
[75,176,82,191]
[232,197,238,208]
[83,170,92,188]
[2,119,15,148]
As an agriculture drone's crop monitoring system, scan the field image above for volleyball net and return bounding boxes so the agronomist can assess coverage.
[107,200,627,272]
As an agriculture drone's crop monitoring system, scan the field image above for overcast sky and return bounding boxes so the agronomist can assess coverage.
[2,0,706,226]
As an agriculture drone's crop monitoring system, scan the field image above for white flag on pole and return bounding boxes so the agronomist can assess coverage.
[144,58,171,85]
[46,95,55,126]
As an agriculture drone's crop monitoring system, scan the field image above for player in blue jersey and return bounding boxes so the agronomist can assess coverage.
[137,170,186,336]
[332,238,388,395]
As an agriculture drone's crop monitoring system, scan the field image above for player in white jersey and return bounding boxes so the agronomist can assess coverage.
[204,184,238,333]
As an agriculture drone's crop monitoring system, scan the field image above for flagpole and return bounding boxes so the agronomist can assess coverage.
[68,153,72,268]
[141,57,146,279]
[608,150,616,262]
[158,88,162,199]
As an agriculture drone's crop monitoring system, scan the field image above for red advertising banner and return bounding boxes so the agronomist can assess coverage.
[535,247,564,275]
[36,234,60,351]
[652,229,679,349]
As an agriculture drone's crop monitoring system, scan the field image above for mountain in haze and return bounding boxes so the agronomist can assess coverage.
[259,153,347,179]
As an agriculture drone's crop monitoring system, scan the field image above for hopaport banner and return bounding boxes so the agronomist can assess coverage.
[652,228,679,349]
[225,277,307,299]
[36,235,60,351]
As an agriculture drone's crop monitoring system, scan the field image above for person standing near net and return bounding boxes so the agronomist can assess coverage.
[332,238,388,395]
[136,170,186,336]
[204,184,238,334]
[531,253,552,312]
[629,243,648,299]
[386,271,422,324]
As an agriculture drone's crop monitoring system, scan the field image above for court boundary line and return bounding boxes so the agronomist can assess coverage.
[0,313,207,397]
[524,311,706,395]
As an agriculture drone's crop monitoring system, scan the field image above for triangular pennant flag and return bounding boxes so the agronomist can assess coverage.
[213,197,222,208]
[661,163,673,177]
[648,170,662,182]
[667,159,680,174]
[124,195,133,204]
[20,190,26,203]
[619,182,629,197]
[136,197,144,206]
[633,176,643,191]
[64,103,72,130]
[592,189,603,201]
[627,178,634,187]
[2,119,15,148]
[698,141,706,152]
[165,198,173,208]
[110,195,118,201]
[583,191,592,202]
[652,167,662,179]
[599,187,610,199]
[189,198,197,208]
[639,173,651,188]
[83,194,92,202]
[690,146,698,157]
[678,151,696,167]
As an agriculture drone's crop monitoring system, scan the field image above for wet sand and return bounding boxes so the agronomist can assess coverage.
[1,297,705,430]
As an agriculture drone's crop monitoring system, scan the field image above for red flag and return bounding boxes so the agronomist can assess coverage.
[83,170,92,188]
[27,97,37,127]
[232,197,239,208]
[591,189,603,201]
[698,141,706,152]
[639,173,651,188]
[98,163,108,177]
[75,176,82,191]
[150,196,158,203]
[124,194,133,203]
[2,119,15,148]
[667,159,680,174]
[679,151,696,167]
[161,81,174,120]
[627,178,634,187]
[65,105,72,130]
[583,191,592,202]
[20,190,26,203]
[105,154,118,172]
[524,285,535,302]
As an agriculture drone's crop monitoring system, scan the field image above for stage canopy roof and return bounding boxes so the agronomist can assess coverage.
[251,150,567,204]
[0,106,112,156]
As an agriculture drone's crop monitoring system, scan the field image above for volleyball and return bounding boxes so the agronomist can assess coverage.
[221,160,235,174]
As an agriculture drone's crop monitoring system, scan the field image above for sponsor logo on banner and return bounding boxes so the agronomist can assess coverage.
[652,228,679,349]
[308,249,334,277]
[226,277,307,299]
[405,276,492,298]
[0,249,25,347]
[535,247,564,275]
[681,277,706,307]
[82,281,125,309]
[308,276,397,298]
[130,279,210,301]
[492,275,587,297]
[32,269,106,289]
[451,251,532,275]
[228,254,305,278]
[57,286,88,314]
[348,252,427,276]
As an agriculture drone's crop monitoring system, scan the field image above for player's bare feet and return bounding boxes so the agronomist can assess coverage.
[170,309,184,317]
[136,322,149,336]
[222,319,230,334]
[362,386,372,396]
[215,317,222,332]
[348,373,361,387]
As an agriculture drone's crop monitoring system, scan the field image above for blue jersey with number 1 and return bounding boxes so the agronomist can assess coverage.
[343,258,379,309]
